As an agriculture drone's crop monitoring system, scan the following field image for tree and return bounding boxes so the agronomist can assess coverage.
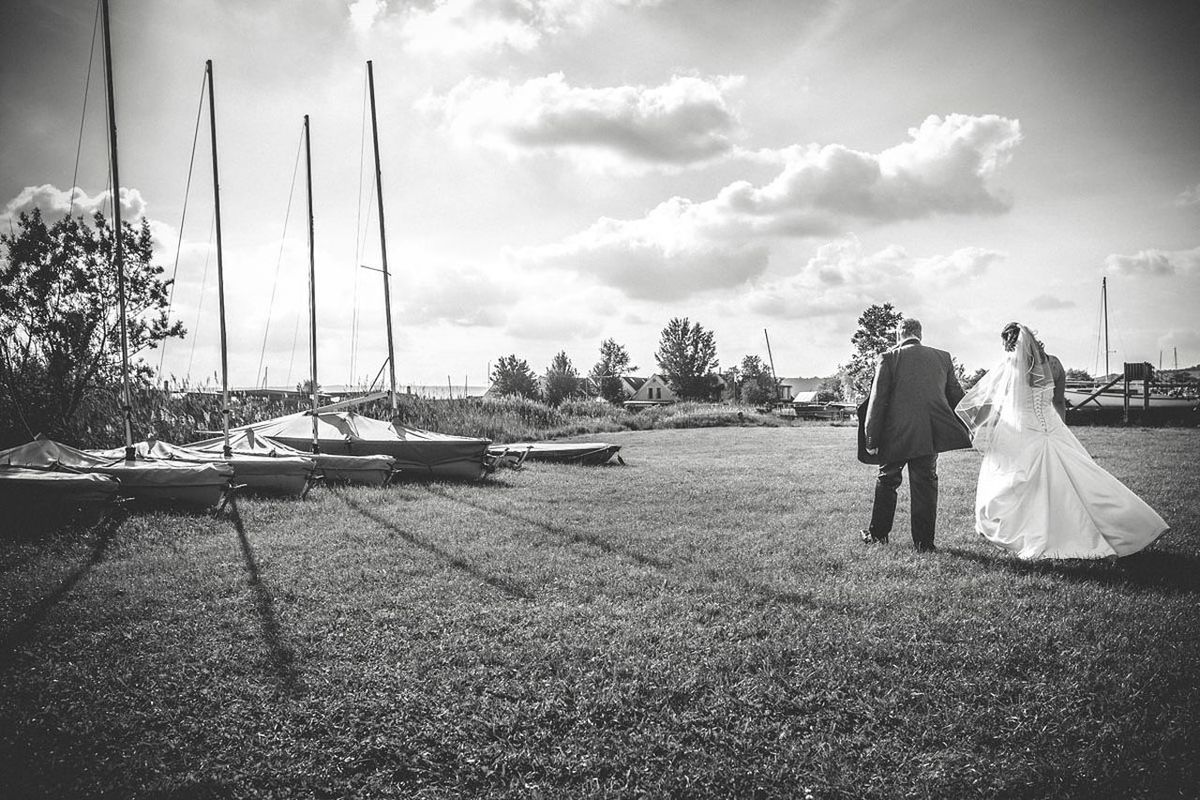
[1065,368,1093,382]
[962,367,988,391]
[490,354,540,400]
[839,303,903,400]
[816,374,844,402]
[655,317,720,401]
[543,351,581,406]
[0,208,184,446]
[590,338,636,405]
[738,354,776,404]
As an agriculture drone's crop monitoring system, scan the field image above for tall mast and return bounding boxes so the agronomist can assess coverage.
[763,328,779,402]
[206,60,231,458]
[101,0,135,460]
[1102,277,1110,377]
[367,60,398,412]
[305,115,320,453]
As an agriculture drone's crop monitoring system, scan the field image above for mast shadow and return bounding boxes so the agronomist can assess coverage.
[422,485,673,572]
[226,498,300,694]
[333,489,533,600]
[0,508,127,670]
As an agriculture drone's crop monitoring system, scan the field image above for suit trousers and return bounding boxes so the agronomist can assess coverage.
[868,454,939,546]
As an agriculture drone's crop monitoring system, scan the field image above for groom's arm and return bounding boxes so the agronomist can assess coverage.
[943,351,965,408]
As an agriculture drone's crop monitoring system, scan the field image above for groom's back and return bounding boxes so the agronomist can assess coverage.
[868,342,969,461]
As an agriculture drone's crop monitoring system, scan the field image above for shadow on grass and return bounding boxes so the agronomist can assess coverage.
[943,545,1200,595]
[333,489,534,600]
[423,484,674,572]
[0,507,127,671]
[226,497,300,695]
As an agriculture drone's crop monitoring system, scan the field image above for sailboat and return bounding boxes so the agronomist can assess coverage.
[1063,278,1197,411]
[89,59,319,498]
[1,0,233,511]
[237,62,492,481]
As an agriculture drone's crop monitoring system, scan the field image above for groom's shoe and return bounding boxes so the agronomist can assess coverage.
[860,529,888,544]
[914,541,937,553]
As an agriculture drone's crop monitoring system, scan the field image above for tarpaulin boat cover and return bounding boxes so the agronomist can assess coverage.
[0,438,231,507]
[187,429,395,486]
[0,465,120,506]
[89,438,314,496]
[234,411,491,480]
[487,441,622,466]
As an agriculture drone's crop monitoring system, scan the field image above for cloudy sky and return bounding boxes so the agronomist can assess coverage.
[3,0,1198,392]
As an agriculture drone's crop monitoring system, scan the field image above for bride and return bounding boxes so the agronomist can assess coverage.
[955,322,1168,559]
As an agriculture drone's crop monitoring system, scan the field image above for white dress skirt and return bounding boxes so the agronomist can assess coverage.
[973,396,1168,560]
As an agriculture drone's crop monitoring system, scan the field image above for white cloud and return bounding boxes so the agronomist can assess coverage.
[421,73,743,170]
[1030,294,1076,310]
[395,263,517,327]
[347,0,386,35]
[741,236,1006,320]
[1105,246,1200,277]
[1175,183,1200,207]
[394,0,661,55]
[513,115,1019,301]
[1,184,148,228]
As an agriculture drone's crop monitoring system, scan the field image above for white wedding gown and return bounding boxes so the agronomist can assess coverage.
[957,327,1168,560]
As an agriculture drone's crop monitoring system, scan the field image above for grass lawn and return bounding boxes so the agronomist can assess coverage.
[1,424,1197,799]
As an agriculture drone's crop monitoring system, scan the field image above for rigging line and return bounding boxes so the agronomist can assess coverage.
[186,215,215,379]
[69,0,102,221]
[159,67,208,378]
[256,125,306,387]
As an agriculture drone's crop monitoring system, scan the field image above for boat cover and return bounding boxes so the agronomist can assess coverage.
[88,438,314,496]
[488,441,622,466]
[0,438,232,507]
[233,411,491,480]
[187,429,395,486]
[0,465,120,506]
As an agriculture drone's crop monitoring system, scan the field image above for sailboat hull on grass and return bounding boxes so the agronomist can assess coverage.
[187,429,396,487]
[0,439,232,509]
[235,411,491,480]
[89,439,315,497]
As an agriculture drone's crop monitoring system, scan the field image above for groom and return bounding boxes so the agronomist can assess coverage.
[861,318,971,552]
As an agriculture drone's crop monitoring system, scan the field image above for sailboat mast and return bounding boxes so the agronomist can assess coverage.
[764,328,779,402]
[367,60,398,412]
[1102,277,1110,377]
[304,114,320,453]
[101,0,135,460]
[206,60,231,458]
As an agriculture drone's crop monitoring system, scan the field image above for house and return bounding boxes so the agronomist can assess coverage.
[776,376,824,401]
[627,374,675,405]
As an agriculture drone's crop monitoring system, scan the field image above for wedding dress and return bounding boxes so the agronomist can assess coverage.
[955,325,1168,559]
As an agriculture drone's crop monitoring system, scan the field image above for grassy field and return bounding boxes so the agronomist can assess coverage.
[1,424,1197,799]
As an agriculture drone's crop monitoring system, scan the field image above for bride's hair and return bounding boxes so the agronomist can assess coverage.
[1001,322,1022,351]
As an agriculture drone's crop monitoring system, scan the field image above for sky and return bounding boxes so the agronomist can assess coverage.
[2,0,1199,393]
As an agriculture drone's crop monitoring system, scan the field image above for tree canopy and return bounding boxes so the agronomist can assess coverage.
[738,354,776,404]
[0,208,183,446]
[590,338,636,405]
[543,351,581,406]
[655,317,721,401]
[490,354,540,400]
[840,303,903,400]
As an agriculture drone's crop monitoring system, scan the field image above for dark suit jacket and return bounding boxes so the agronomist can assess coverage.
[864,339,971,463]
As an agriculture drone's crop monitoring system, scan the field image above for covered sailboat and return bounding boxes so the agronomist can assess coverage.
[234,411,491,480]
[0,438,231,508]
[89,436,315,497]
[187,428,396,486]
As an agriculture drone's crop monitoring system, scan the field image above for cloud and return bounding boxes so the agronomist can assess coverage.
[347,0,386,35]
[395,264,518,327]
[1105,246,1200,277]
[421,73,743,169]
[513,115,1019,300]
[1176,183,1200,207]
[1,184,149,228]
[1030,294,1076,310]
[741,236,1006,320]
[389,0,661,55]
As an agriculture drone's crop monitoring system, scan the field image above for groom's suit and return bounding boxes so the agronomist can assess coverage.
[863,337,971,549]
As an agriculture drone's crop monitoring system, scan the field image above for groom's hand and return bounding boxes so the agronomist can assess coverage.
[866,447,878,456]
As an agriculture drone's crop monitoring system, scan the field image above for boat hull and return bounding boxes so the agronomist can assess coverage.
[1065,390,1198,410]
[490,442,622,466]
[268,436,488,480]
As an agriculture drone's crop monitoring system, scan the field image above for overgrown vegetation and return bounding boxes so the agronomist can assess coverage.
[1,426,1196,798]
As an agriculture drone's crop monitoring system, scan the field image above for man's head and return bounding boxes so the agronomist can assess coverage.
[897,318,922,343]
